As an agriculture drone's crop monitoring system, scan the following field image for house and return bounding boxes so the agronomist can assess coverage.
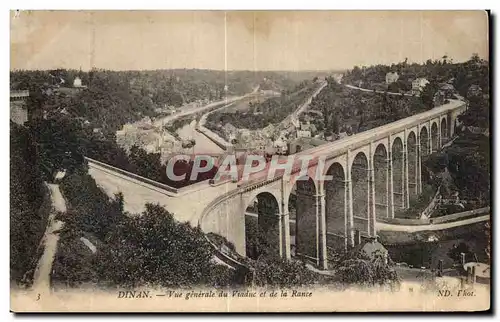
[411,78,430,95]
[296,129,311,139]
[467,84,482,98]
[332,73,343,84]
[273,137,288,155]
[296,121,314,138]
[351,237,389,265]
[385,72,399,84]
[73,77,83,88]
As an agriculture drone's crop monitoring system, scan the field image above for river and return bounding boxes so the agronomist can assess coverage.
[176,120,224,155]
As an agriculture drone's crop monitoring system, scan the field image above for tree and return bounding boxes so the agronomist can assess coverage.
[28,115,86,181]
[331,114,340,135]
[60,168,125,239]
[251,257,318,287]
[10,122,49,284]
[387,82,400,93]
[115,192,125,213]
[94,203,235,287]
[442,55,448,65]
[334,250,400,288]
[470,53,481,64]
[420,82,438,109]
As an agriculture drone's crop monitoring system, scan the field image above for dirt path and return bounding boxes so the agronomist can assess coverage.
[31,182,67,293]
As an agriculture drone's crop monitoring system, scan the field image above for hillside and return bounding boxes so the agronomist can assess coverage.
[10,69,322,134]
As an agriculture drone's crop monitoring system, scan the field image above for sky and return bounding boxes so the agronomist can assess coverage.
[10,10,489,71]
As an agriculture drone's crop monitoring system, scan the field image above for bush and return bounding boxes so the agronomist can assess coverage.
[395,183,437,219]
[206,80,319,130]
[10,122,51,285]
[335,252,400,288]
[94,203,237,288]
[51,229,99,287]
[60,168,125,240]
[251,257,318,287]
[207,232,236,252]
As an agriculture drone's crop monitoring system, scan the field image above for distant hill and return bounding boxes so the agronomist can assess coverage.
[9,68,338,134]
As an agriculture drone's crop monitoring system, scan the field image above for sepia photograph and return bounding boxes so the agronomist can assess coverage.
[9,9,491,312]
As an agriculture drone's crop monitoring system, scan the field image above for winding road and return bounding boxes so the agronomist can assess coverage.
[376,214,489,233]
[32,182,67,292]
[344,84,415,97]
[283,80,328,129]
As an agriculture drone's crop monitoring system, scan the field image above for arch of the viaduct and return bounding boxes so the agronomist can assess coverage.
[199,100,467,270]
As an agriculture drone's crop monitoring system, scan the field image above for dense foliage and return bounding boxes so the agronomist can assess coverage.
[395,184,438,219]
[342,54,488,94]
[251,257,318,287]
[333,249,400,288]
[59,168,125,240]
[308,79,427,137]
[445,133,490,204]
[86,137,219,188]
[341,54,489,121]
[11,69,320,134]
[54,171,236,288]
[27,115,86,181]
[95,204,235,288]
[10,122,51,284]
[206,80,320,130]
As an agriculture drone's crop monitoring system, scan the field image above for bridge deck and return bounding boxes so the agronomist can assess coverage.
[238,99,465,186]
[300,99,464,158]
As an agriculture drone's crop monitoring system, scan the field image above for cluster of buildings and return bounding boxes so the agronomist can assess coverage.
[384,71,430,95]
[10,76,88,126]
[384,71,461,101]
[219,118,332,157]
[411,77,430,95]
[116,117,195,163]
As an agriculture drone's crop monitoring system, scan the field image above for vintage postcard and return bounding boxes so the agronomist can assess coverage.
[10,10,490,312]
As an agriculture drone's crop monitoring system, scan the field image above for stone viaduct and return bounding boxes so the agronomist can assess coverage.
[199,99,467,269]
[88,99,467,271]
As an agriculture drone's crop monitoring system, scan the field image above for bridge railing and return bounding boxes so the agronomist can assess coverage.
[237,100,466,190]
[301,99,466,158]
[85,157,180,194]
[86,156,220,197]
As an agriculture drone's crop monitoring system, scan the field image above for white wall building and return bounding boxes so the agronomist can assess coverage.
[73,77,83,88]
[297,130,312,139]
[273,137,288,154]
[385,72,399,84]
[411,78,430,95]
